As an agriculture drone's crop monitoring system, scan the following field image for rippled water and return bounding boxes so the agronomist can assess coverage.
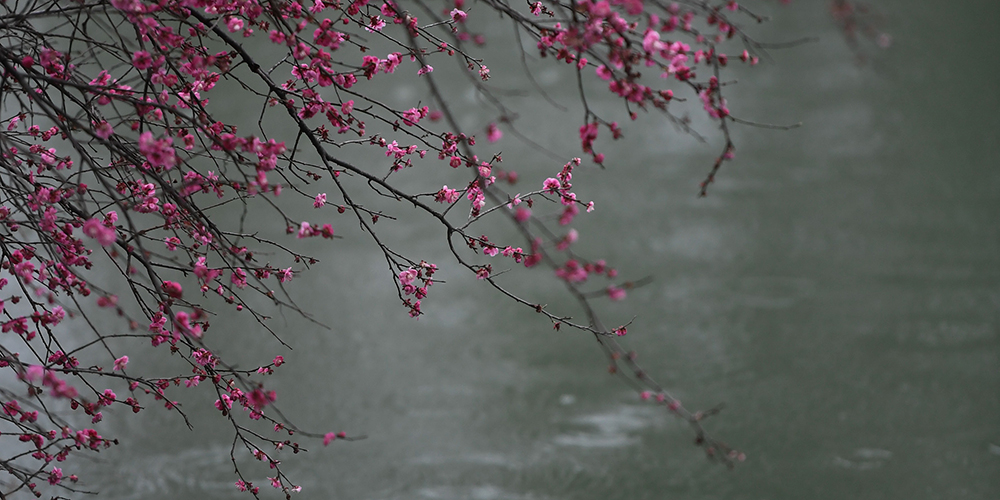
[74,1,998,499]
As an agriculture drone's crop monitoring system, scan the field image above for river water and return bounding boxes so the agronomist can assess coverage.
[73,1,998,499]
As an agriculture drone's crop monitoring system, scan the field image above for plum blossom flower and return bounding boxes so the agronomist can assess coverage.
[93,121,114,139]
[297,221,313,238]
[82,217,116,246]
[398,268,418,286]
[113,356,129,371]
[231,267,248,288]
[226,16,244,32]
[365,15,386,32]
[137,131,177,168]
[161,280,183,299]
[175,311,203,338]
[314,193,326,208]
[514,207,531,222]
[48,467,63,485]
[23,364,45,382]
[131,51,153,70]
[435,186,461,204]
[486,123,502,143]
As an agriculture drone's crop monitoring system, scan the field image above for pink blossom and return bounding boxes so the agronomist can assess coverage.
[226,16,244,32]
[642,30,662,53]
[556,228,578,250]
[113,356,129,371]
[607,285,626,301]
[97,295,118,308]
[542,178,561,193]
[137,131,177,169]
[192,348,216,367]
[93,121,114,139]
[365,15,386,32]
[398,268,418,286]
[486,123,502,143]
[23,365,45,382]
[175,311,203,338]
[162,280,183,299]
[82,217,116,246]
[450,8,467,22]
[131,50,153,70]
[248,388,275,409]
[297,221,313,239]
[314,193,326,208]
[231,267,248,288]
[216,394,234,411]
[514,207,531,222]
[435,186,461,204]
[48,467,63,485]
[417,65,433,76]
[596,64,613,81]
[194,256,222,284]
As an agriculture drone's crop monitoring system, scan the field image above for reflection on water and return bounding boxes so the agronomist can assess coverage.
[552,405,658,449]
[416,485,537,500]
[833,448,893,471]
[85,445,236,500]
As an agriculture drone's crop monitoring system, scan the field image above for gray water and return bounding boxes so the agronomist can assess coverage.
[73,1,998,499]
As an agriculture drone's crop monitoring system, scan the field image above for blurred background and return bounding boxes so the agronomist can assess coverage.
[75,1,998,499]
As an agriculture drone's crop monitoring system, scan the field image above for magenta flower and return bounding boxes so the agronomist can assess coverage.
[161,280,183,299]
[486,122,502,143]
[93,121,114,139]
[82,217,115,247]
